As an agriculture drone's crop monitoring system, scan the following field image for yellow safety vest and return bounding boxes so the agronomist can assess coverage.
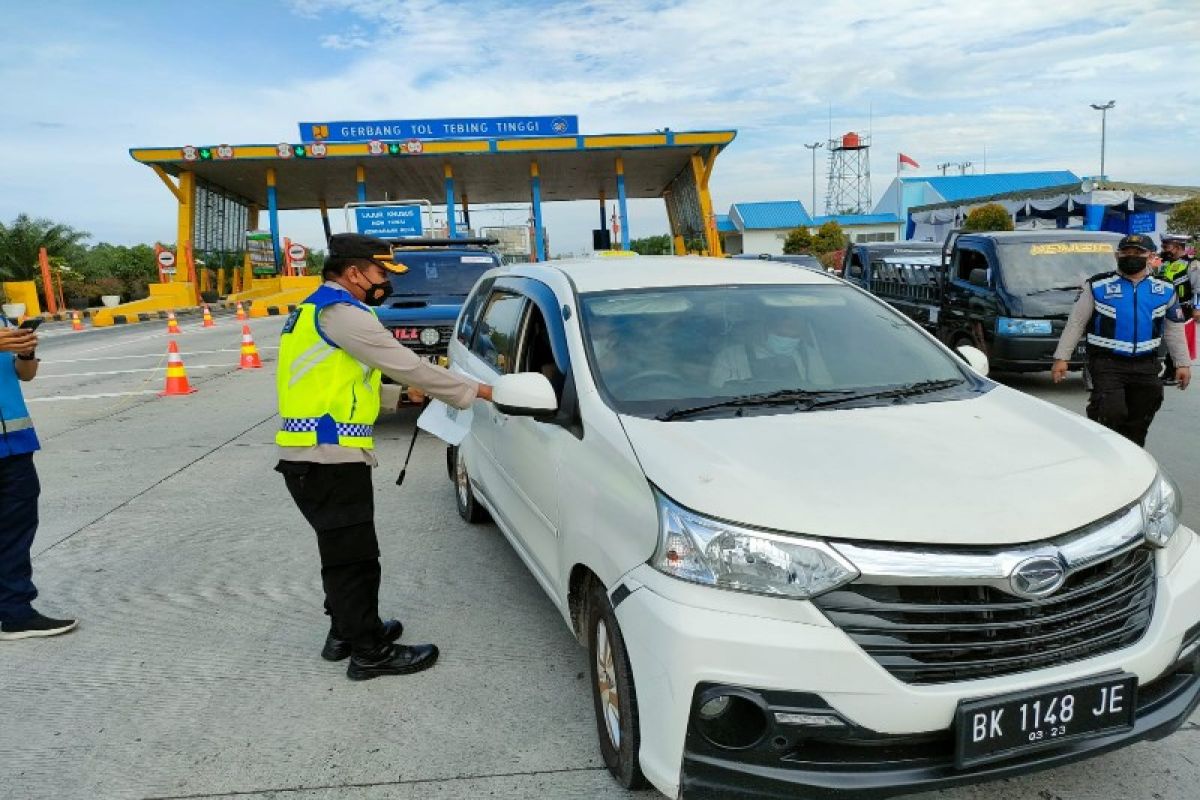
[276,286,381,450]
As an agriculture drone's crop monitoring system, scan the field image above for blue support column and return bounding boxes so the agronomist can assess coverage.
[1083,204,1105,231]
[531,160,545,261]
[356,165,367,203]
[445,163,458,238]
[266,167,281,269]
[616,157,630,250]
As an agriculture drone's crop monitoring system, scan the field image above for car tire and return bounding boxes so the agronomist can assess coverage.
[452,446,489,524]
[586,580,647,790]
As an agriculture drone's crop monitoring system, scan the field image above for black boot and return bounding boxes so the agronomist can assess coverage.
[347,642,439,680]
[321,619,404,662]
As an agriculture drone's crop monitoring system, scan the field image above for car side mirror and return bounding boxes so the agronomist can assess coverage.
[494,372,558,417]
[957,345,989,377]
[968,268,989,287]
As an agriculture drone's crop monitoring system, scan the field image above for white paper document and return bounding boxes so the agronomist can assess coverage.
[417,399,474,446]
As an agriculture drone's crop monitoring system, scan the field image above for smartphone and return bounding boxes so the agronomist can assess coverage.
[18,318,43,331]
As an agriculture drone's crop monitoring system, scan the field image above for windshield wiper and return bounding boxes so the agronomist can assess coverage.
[656,388,859,421]
[799,378,966,410]
[1025,285,1082,295]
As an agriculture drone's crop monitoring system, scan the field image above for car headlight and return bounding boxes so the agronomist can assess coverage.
[1141,472,1182,548]
[996,317,1053,336]
[650,491,859,599]
[419,327,441,346]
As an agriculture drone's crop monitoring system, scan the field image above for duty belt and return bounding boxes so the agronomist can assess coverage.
[280,418,374,438]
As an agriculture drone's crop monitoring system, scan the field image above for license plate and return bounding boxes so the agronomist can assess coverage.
[955,673,1137,768]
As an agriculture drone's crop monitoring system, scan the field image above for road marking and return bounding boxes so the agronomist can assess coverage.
[35,364,232,379]
[45,348,278,365]
[26,390,161,403]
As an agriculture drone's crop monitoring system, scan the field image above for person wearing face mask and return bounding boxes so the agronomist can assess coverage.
[709,306,831,389]
[1159,234,1199,382]
[275,233,493,681]
[1051,233,1190,446]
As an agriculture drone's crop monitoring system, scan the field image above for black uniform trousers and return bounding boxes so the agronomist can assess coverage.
[276,460,384,654]
[1085,352,1163,447]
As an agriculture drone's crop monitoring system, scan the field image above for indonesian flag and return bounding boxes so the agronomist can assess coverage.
[899,153,920,170]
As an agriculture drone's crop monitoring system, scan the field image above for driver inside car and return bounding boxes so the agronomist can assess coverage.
[708,305,831,390]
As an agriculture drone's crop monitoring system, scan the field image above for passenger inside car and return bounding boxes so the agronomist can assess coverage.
[708,304,833,390]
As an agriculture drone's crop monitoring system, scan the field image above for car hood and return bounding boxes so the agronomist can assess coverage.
[619,389,1155,546]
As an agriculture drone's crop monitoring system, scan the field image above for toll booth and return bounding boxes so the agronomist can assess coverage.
[114,122,736,325]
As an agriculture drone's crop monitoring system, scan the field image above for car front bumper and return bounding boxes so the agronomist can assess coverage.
[613,527,1200,799]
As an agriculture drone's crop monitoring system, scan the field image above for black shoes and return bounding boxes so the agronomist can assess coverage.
[321,619,404,662]
[347,643,439,680]
[0,612,78,641]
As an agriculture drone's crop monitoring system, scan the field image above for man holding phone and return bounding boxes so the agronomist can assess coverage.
[0,313,77,640]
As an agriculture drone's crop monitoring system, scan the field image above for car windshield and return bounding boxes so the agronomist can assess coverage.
[579,284,971,418]
[387,252,498,296]
[997,240,1117,294]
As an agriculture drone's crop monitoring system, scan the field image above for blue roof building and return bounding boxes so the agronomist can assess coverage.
[873,170,1080,221]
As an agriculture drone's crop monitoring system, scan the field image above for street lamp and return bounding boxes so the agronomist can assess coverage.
[1089,100,1115,179]
[803,141,823,216]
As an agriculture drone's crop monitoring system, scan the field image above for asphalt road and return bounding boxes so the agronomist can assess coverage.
[1,318,1197,800]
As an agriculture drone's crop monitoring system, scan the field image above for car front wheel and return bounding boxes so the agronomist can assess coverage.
[452,446,489,524]
[587,580,646,790]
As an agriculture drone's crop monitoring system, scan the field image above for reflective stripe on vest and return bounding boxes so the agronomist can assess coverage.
[276,285,382,450]
[1088,273,1175,358]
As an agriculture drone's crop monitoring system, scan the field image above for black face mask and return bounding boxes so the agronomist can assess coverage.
[362,280,390,307]
[1117,255,1147,275]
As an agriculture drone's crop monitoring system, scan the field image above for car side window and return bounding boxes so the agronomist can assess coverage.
[515,303,566,402]
[471,291,526,374]
[955,247,989,284]
[457,277,496,346]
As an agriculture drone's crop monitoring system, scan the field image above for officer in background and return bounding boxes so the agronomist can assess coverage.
[1052,233,1190,446]
[1160,234,1199,381]
[0,316,77,640]
[276,233,493,680]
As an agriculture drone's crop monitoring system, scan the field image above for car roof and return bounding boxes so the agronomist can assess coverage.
[501,254,839,293]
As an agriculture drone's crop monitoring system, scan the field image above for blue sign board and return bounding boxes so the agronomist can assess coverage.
[300,115,578,143]
[1128,212,1156,234]
[354,205,424,238]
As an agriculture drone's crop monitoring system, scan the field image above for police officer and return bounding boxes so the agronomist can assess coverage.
[1052,233,1190,446]
[275,233,492,680]
[1160,234,1199,381]
[0,316,77,640]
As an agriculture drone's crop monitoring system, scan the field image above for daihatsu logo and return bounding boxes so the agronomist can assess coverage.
[1009,556,1067,599]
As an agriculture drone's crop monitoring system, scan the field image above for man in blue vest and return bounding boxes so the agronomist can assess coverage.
[1052,233,1191,446]
[0,316,77,640]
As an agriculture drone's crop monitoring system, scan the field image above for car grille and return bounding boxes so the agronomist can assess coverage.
[388,324,454,356]
[813,547,1156,685]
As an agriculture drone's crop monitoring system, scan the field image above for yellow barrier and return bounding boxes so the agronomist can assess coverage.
[249,276,321,317]
[1,281,41,318]
[92,283,196,327]
[223,278,282,308]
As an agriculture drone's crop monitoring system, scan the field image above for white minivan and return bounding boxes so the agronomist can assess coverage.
[440,255,1200,799]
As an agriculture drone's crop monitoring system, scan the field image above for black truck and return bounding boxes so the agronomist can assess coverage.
[846,230,1123,373]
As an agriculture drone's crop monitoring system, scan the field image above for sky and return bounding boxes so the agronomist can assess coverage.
[1,0,1198,255]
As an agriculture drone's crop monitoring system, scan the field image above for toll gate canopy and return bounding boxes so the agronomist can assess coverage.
[130,128,737,268]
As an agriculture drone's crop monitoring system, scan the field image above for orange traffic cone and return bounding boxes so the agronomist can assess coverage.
[71,310,83,332]
[236,302,247,321]
[159,340,197,396]
[202,305,215,328]
[239,324,263,369]
[166,310,182,334]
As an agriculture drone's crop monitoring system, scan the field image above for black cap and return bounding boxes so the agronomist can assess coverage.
[1117,233,1155,253]
[327,233,407,273]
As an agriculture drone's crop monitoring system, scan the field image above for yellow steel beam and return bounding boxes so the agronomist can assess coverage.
[691,152,722,257]
[151,165,185,203]
[175,170,196,284]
